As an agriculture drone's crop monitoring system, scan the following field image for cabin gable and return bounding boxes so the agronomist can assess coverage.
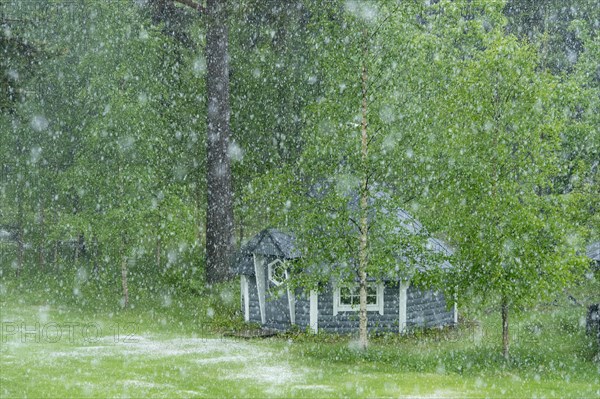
[237,228,457,334]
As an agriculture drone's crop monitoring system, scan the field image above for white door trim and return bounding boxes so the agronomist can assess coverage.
[253,254,266,324]
[240,275,250,322]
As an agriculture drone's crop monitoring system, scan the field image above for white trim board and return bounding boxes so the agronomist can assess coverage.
[309,290,318,334]
[285,269,295,324]
[253,254,266,324]
[453,302,458,325]
[267,258,286,286]
[398,280,409,334]
[240,275,250,322]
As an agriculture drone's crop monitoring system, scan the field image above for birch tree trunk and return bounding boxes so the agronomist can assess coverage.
[502,297,510,360]
[121,245,129,308]
[358,31,369,351]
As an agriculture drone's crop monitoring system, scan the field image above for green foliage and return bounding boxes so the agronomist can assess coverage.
[243,1,450,295]
[1,0,598,359]
[1,0,207,305]
[405,6,591,317]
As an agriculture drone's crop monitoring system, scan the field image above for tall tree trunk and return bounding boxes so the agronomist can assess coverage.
[501,297,510,360]
[238,212,244,250]
[53,207,59,268]
[74,233,80,264]
[54,240,59,268]
[16,200,24,277]
[493,83,508,360]
[205,0,234,283]
[156,234,161,270]
[38,201,45,271]
[358,32,369,351]
[121,255,129,309]
[92,235,99,277]
[121,235,129,309]
[16,226,24,278]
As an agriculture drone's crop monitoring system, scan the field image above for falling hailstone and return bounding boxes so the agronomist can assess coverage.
[344,0,379,22]
[193,57,207,76]
[30,115,49,132]
[30,147,42,164]
[7,69,19,81]
[228,142,244,162]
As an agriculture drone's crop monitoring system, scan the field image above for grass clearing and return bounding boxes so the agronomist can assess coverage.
[1,283,598,398]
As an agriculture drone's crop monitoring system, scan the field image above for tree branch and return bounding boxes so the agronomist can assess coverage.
[349,217,361,231]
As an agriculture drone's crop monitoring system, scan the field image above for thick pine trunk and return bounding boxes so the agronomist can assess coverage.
[195,179,204,248]
[501,298,510,360]
[205,0,234,283]
[358,35,369,351]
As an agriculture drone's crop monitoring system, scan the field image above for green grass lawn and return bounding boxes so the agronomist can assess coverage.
[1,287,598,398]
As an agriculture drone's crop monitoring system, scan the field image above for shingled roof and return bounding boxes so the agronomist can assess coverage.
[587,241,600,262]
[236,208,454,275]
[240,228,300,258]
[236,229,300,275]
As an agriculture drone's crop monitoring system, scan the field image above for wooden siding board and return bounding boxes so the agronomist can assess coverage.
[407,287,453,328]
[266,282,291,328]
[247,276,263,323]
[294,291,310,327]
[246,276,453,333]
[316,285,399,332]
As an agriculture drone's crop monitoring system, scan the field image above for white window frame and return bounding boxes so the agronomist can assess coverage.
[267,258,287,286]
[333,282,384,316]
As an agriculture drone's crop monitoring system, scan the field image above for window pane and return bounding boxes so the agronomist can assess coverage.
[339,284,380,307]
[268,260,287,285]
[273,264,285,281]
[340,287,352,305]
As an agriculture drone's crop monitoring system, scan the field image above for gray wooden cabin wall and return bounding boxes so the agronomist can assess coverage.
[245,276,454,333]
[316,285,400,334]
[247,275,311,331]
[247,275,261,323]
[406,286,454,328]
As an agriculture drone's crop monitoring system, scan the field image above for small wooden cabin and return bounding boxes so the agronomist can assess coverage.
[235,213,457,334]
[585,241,599,346]
[587,241,600,269]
